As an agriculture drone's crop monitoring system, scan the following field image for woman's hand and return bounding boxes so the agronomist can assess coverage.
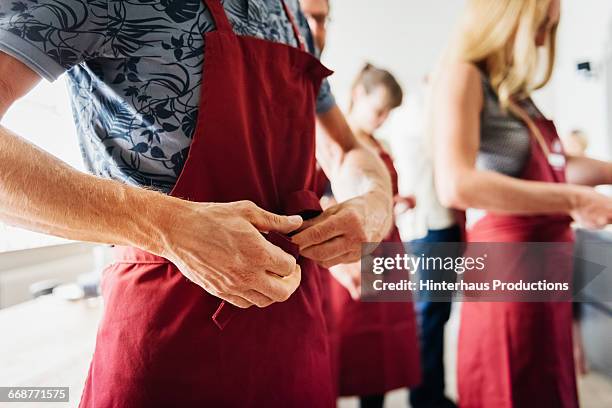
[570,186,612,229]
[154,200,304,309]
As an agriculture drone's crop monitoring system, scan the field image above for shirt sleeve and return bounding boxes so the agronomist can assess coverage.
[292,1,336,115]
[0,0,108,82]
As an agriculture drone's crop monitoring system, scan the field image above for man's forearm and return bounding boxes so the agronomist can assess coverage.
[316,105,392,200]
[333,146,394,238]
[328,146,391,202]
[0,125,173,252]
[316,105,394,238]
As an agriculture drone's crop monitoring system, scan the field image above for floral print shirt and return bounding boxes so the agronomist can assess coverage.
[0,0,335,192]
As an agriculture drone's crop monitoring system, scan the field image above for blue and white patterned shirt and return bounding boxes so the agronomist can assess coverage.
[0,0,335,192]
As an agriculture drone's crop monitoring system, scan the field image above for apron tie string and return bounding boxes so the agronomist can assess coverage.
[213,189,322,329]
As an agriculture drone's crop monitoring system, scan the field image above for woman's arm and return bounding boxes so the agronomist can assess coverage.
[565,155,612,186]
[433,62,612,229]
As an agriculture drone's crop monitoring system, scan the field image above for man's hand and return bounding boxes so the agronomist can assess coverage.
[312,105,394,269]
[569,186,612,229]
[292,192,389,268]
[154,200,304,309]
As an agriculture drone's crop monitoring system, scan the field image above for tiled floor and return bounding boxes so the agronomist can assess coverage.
[339,304,612,408]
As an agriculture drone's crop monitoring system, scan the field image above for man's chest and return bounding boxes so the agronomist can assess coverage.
[69,0,304,176]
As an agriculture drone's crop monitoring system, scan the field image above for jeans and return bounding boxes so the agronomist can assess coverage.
[409,225,462,408]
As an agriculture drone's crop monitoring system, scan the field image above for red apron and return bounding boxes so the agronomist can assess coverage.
[321,140,422,397]
[79,1,334,406]
[458,117,579,408]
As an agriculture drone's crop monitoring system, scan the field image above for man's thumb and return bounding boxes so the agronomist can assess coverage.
[250,209,303,234]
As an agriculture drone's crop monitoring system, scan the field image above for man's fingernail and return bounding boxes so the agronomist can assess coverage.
[288,215,303,223]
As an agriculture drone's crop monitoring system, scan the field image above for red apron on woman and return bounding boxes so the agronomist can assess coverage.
[458,116,579,408]
[79,1,335,406]
[321,140,422,397]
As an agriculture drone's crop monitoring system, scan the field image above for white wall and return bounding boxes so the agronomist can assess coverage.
[543,0,612,161]
[322,0,466,112]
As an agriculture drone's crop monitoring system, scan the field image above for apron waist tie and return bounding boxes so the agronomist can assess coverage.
[214,190,322,329]
[113,190,322,330]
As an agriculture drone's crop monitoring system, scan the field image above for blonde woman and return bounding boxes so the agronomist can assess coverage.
[431,0,612,407]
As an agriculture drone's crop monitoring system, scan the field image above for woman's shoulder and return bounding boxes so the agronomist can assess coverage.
[439,61,483,85]
[433,60,484,111]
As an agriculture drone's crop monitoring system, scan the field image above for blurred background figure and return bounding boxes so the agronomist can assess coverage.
[321,63,422,408]
[431,0,612,407]
[392,76,463,408]
[299,0,330,52]
[562,129,589,157]
[302,5,421,405]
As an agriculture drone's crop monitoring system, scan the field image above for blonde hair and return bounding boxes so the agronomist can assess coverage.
[450,0,559,154]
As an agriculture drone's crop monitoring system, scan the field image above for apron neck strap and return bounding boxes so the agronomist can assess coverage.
[280,0,306,51]
[204,0,234,33]
[204,0,306,51]
[203,0,306,51]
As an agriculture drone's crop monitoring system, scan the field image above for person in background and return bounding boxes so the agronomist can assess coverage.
[321,63,422,408]
[391,76,462,408]
[562,129,589,157]
[432,0,612,407]
[299,0,330,52]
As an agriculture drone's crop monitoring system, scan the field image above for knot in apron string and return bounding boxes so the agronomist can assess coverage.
[213,189,322,330]
[264,189,323,260]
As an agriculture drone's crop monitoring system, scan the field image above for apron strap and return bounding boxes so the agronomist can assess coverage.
[280,0,306,51]
[203,0,234,33]
[204,0,306,51]
[212,189,322,330]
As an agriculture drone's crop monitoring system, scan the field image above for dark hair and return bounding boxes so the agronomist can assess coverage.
[349,63,403,111]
